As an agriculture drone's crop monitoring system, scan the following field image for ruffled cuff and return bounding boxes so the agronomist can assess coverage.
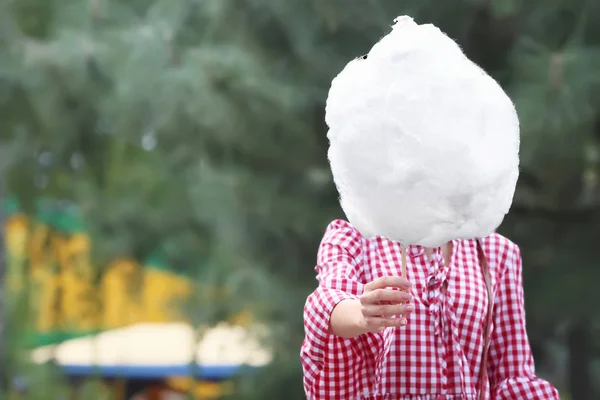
[304,286,359,346]
[302,287,387,399]
[492,377,560,400]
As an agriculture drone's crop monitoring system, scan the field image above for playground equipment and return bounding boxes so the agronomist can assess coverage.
[3,197,270,398]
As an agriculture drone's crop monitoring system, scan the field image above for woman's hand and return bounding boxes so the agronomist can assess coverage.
[359,276,414,333]
[329,276,413,338]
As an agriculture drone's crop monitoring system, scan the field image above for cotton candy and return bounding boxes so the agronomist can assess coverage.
[326,16,519,248]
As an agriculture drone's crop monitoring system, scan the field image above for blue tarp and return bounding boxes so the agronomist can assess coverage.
[61,364,257,380]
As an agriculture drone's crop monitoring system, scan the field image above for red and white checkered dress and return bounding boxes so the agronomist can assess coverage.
[301,220,559,400]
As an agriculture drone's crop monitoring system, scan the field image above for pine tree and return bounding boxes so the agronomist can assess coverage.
[1,0,599,399]
[0,179,6,393]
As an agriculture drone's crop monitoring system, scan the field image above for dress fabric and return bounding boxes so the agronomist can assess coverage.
[301,220,559,400]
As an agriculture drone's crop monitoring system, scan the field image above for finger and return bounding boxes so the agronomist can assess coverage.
[365,316,408,331]
[361,289,411,305]
[362,303,414,318]
[364,276,412,293]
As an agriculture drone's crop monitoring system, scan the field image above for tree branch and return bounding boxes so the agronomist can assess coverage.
[510,201,600,223]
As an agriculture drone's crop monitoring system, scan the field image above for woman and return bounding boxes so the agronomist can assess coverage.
[301,219,559,400]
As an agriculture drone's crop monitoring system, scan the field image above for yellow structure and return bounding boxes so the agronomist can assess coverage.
[3,198,250,398]
[3,199,198,342]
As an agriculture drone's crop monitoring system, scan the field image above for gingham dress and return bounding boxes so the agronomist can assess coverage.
[301,220,559,400]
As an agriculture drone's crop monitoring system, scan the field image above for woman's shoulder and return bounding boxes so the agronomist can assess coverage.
[478,232,520,257]
[476,232,522,278]
[326,220,520,251]
[320,219,366,258]
[321,219,368,244]
[324,218,356,231]
[322,220,522,266]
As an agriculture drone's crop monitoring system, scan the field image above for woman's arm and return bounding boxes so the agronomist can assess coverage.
[301,220,369,400]
[303,220,366,342]
[328,298,365,337]
[330,276,411,338]
[301,220,412,400]
[487,242,559,399]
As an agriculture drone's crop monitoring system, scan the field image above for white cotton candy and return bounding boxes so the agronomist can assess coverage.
[326,16,520,248]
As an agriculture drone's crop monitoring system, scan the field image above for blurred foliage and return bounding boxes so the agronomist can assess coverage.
[0,0,599,399]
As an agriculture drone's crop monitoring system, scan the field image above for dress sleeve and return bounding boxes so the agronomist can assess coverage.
[301,219,383,400]
[487,244,560,400]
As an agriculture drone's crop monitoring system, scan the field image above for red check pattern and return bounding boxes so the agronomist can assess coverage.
[301,220,559,400]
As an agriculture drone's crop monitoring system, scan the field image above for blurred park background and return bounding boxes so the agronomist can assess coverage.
[1,0,599,399]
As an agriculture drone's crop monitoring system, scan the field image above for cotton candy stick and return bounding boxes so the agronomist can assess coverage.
[401,246,407,280]
[401,246,408,322]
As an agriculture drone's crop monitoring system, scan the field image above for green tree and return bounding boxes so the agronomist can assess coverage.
[1,0,600,399]
[0,180,5,393]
